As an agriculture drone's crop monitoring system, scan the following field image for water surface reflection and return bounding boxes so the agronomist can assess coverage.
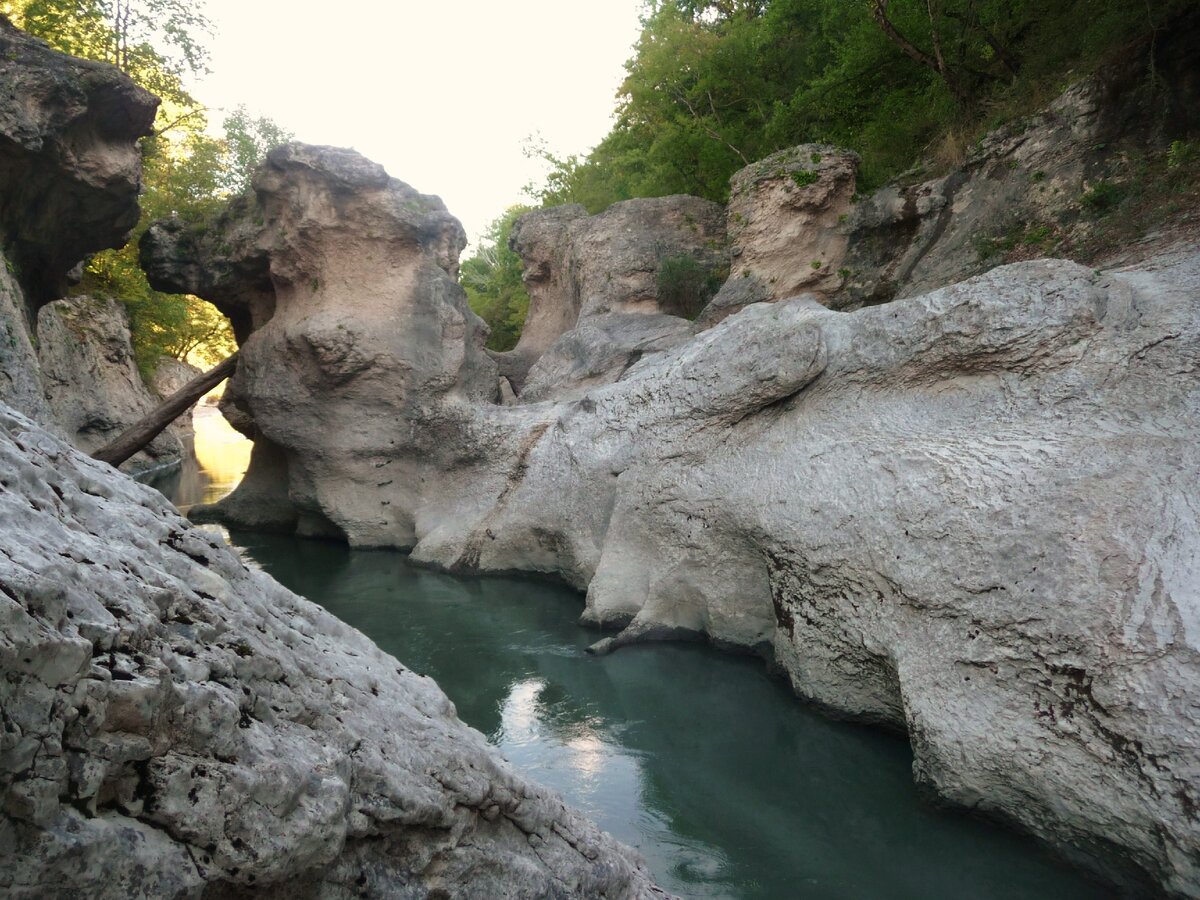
[227,534,1113,900]
[158,409,1112,899]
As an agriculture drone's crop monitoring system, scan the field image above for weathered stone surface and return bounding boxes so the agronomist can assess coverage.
[0,257,49,423]
[0,16,157,313]
[36,295,185,475]
[700,13,1200,322]
[519,313,696,404]
[416,254,1200,897]
[500,196,727,395]
[143,147,1200,896]
[0,404,665,898]
[141,144,500,543]
[699,145,858,326]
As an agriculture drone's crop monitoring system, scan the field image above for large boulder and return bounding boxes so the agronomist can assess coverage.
[0,16,157,314]
[141,144,500,543]
[501,196,726,396]
[408,252,1200,896]
[36,295,186,475]
[0,404,664,898]
[698,144,858,326]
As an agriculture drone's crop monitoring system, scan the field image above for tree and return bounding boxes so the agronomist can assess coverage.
[4,1,291,374]
[460,207,532,352]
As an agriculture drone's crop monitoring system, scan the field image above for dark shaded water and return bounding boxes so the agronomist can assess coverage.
[222,533,1112,900]
[159,413,1111,899]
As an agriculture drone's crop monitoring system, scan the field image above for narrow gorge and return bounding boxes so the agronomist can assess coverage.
[1,7,1198,900]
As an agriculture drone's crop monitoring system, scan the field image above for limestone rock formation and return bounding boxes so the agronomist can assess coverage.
[699,144,858,326]
[422,253,1200,897]
[699,12,1200,322]
[0,405,664,898]
[501,196,726,395]
[139,98,1200,900]
[0,16,157,313]
[0,259,49,423]
[141,144,500,542]
[36,295,185,475]
[158,175,1200,890]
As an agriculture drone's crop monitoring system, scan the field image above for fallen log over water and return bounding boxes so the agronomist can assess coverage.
[92,352,239,467]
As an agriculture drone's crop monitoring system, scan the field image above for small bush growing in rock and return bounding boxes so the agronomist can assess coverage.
[657,255,726,320]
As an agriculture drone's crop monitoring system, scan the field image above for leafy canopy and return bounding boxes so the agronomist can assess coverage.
[3,0,292,374]
[461,207,532,353]
[530,0,1193,212]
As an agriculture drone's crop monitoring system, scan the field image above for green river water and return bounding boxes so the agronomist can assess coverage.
[153,413,1114,900]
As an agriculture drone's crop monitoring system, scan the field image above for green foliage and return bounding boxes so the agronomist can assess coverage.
[790,169,819,188]
[656,254,725,319]
[5,1,292,373]
[1080,180,1126,216]
[528,0,1191,212]
[461,207,532,352]
[1167,139,1199,170]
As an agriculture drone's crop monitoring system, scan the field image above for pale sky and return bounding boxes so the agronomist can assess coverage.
[191,0,646,248]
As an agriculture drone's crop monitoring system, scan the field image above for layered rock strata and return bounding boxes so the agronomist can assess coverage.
[0,405,663,898]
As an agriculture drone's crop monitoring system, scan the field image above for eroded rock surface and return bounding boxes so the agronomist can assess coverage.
[141,144,499,542]
[501,196,726,396]
[420,253,1200,897]
[0,405,664,898]
[699,144,858,325]
[0,16,157,313]
[139,124,1200,898]
[37,295,186,474]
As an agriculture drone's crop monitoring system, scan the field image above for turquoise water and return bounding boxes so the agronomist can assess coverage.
[220,531,1113,900]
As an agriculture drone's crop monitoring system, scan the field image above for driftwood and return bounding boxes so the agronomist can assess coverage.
[92,353,239,468]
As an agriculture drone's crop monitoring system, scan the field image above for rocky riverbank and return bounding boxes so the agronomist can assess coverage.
[138,26,1200,894]
[0,18,667,897]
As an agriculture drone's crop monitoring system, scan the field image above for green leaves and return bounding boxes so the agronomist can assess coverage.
[529,0,1189,211]
[461,207,532,352]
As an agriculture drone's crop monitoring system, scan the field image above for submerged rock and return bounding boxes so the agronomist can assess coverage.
[0,404,665,898]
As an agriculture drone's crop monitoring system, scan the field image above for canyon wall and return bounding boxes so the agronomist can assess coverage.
[0,18,189,474]
[142,54,1200,892]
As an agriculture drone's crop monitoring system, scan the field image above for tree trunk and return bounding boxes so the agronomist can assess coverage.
[92,353,239,468]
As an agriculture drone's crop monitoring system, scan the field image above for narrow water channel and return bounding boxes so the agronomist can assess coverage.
[153,410,1114,900]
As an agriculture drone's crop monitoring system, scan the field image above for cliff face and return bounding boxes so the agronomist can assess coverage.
[141,70,1200,893]
[0,17,188,473]
[37,296,187,474]
[501,196,727,399]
